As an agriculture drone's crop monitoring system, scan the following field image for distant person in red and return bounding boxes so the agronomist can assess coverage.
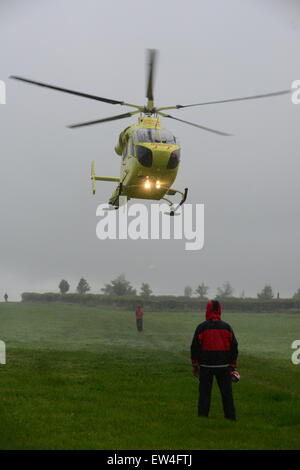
[135,305,144,332]
[4,293,8,302]
[191,300,238,420]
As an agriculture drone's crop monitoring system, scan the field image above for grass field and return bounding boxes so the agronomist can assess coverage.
[0,302,299,450]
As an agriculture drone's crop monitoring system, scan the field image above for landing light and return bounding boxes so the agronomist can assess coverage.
[144,180,151,189]
[156,180,161,189]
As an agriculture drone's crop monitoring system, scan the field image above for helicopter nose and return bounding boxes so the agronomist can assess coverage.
[151,147,172,167]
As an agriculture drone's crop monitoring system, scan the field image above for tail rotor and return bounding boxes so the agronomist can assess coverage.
[91,161,96,195]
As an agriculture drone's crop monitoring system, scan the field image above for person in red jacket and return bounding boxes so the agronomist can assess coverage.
[191,300,238,420]
[135,304,144,332]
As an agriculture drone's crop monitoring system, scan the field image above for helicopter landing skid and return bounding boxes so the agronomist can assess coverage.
[102,206,119,212]
[108,183,126,210]
[163,187,188,216]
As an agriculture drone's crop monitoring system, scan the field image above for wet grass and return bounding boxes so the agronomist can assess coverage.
[0,302,299,449]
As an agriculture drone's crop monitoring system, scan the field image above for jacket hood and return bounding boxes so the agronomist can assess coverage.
[205,300,222,321]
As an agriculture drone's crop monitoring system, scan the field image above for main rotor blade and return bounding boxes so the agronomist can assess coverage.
[158,112,231,136]
[10,75,128,105]
[158,89,291,111]
[67,111,139,128]
[146,49,157,102]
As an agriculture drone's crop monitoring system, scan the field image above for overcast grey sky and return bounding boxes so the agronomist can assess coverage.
[0,0,299,300]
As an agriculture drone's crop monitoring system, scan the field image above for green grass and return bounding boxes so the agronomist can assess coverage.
[0,302,299,449]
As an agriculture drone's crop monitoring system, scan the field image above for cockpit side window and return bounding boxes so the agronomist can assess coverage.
[136,145,153,167]
[167,149,180,169]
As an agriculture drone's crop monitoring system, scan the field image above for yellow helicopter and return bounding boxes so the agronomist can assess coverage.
[10,50,290,215]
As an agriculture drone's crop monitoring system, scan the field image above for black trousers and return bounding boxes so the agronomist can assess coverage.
[136,318,143,331]
[198,366,236,420]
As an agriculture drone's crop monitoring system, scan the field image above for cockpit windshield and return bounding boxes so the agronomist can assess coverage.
[134,128,177,144]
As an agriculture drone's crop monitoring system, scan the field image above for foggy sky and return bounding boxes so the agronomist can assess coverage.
[0,0,299,300]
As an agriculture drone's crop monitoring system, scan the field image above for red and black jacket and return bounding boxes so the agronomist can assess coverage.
[135,306,144,319]
[191,300,238,368]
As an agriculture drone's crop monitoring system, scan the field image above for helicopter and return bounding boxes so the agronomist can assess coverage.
[10,50,290,215]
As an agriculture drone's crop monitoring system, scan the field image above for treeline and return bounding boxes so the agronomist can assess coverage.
[21,292,300,313]
[57,275,151,297]
[20,274,300,312]
[57,276,300,301]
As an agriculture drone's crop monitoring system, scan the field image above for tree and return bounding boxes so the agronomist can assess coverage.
[195,283,209,299]
[140,283,152,298]
[76,278,90,295]
[293,288,300,300]
[184,286,193,298]
[59,279,70,295]
[216,281,234,299]
[101,274,136,296]
[257,285,274,300]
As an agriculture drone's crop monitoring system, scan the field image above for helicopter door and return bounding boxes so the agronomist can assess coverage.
[122,141,128,162]
[128,138,134,157]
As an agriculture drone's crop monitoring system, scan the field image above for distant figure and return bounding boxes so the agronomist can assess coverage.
[4,293,8,302]
[277,292,280,299]
[135,305,144,332]
[191,300,239,421]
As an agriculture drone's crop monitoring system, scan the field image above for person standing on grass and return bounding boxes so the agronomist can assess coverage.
[135,304,144,332]
[191,299,238,421]
[4,293,8,302]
